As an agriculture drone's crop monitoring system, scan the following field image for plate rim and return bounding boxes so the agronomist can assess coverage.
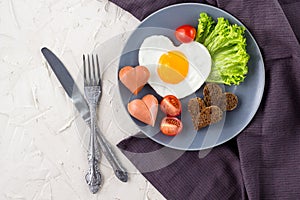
[118,2,265,151]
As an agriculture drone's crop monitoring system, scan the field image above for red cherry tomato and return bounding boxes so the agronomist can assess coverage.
[160,117,183,136]
[160,95,182,117]
[175,25,196,43]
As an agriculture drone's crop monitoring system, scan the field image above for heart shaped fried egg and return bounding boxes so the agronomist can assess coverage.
[139,35,212,99]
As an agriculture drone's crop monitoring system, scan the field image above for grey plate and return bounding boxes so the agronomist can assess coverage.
[118,3,265,151]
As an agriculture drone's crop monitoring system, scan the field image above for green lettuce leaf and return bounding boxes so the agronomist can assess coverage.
[195,13,215,44]
[195,13,249,85]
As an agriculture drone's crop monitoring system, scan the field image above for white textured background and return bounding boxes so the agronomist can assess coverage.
[0,0,165,199]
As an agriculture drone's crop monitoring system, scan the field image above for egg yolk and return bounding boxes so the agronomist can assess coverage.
[157,50,189,84]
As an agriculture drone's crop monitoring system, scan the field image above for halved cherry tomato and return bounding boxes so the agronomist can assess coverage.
[175,25,196,43]
[160,117,183,136]
[160,95,182,117]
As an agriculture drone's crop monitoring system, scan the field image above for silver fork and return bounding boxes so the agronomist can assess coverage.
[83,54,102,193]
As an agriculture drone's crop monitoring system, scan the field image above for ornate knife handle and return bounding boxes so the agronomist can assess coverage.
[95,126,128,182]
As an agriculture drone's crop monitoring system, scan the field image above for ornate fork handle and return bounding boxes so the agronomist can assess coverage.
[85,101,102,193]
[83,55,102,193]
[83,54,127,189]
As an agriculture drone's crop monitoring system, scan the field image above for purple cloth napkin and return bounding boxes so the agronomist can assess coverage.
[111,0,300,199]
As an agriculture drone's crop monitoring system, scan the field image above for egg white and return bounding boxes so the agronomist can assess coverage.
[138,35,211,99]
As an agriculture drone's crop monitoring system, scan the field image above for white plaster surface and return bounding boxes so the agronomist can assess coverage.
[0,0,166,199]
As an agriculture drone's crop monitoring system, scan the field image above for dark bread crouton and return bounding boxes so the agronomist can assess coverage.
[225,92,238,111]
[203,83,238,111]
[188,97,206,129]
[201,106,223,125]
[194,106,223,130]
[203,83,226,111]
[188,97,206,116]
[188,84,238,131]
[188,104,223,130]
[203,83,223,98]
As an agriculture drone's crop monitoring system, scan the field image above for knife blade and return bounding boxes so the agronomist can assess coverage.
[41,47,128,182]
[41,48,91,123]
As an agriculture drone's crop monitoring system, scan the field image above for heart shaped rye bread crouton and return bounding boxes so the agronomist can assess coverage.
[127,94,158,126]
[119,66,150,95]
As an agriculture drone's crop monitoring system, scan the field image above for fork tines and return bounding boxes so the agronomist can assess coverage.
[83,54,101,86]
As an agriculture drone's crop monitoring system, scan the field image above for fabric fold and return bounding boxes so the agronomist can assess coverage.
[117,136,246,199]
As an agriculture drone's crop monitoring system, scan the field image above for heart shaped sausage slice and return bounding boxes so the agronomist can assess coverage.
[127,94,158,126]
[119,66,150,95]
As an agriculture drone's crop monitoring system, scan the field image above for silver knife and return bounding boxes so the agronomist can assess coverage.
[41,47,128,182]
